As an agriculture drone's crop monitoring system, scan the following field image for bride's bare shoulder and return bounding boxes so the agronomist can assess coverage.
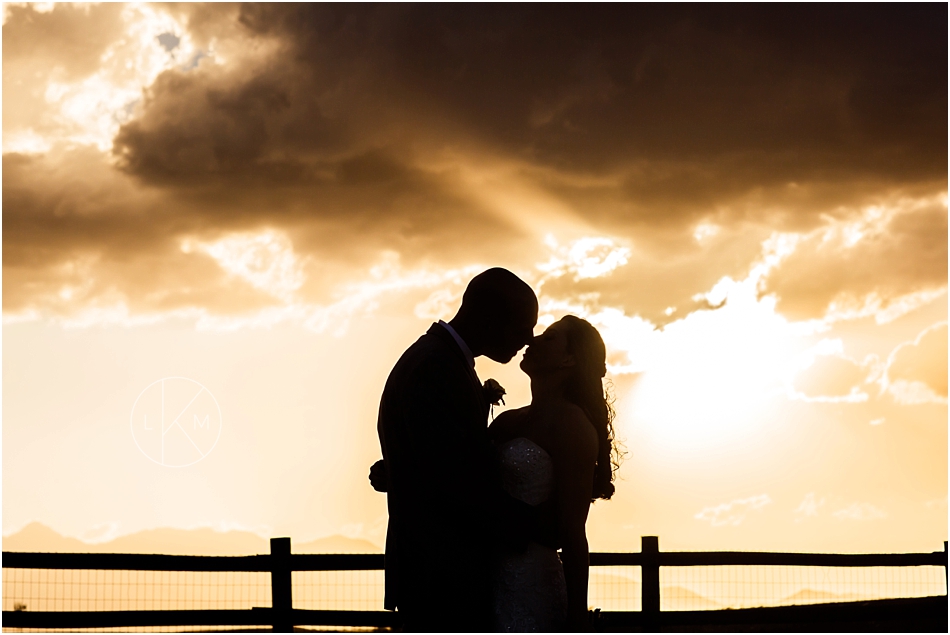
[551,403,598,457]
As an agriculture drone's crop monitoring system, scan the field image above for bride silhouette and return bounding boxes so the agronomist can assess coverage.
[371,268,620,632]
[488,314,618,632]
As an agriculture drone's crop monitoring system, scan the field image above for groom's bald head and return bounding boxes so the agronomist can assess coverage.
[452,268,538,363]
[459,268,537,316]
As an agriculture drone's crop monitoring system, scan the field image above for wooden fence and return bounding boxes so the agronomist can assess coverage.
[2,536,947,631]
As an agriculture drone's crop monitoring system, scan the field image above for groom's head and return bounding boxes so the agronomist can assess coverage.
[451,268,538,363]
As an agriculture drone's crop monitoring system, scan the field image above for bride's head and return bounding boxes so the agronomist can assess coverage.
[520,315,621,500]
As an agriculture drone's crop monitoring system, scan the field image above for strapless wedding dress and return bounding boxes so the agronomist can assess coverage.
[492,437,568,632]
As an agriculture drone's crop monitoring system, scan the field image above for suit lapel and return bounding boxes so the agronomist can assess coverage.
[427,323,489,418]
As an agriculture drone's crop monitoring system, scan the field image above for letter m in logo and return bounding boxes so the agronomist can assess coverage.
[194,414,210,430]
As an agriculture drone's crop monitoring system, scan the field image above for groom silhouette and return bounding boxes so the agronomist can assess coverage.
[374,268,539,632]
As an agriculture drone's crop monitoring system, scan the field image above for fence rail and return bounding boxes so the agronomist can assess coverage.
[3,536,947,632]
[590,550,947,567]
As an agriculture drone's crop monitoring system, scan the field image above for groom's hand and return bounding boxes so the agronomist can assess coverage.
[369,459,389,492]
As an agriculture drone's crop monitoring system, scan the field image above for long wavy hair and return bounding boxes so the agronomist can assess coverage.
[559,315,623,501]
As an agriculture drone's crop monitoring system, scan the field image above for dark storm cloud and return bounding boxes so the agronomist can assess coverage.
[4,3,946,320]
[107,12,507,247]
[1,145,514,317]
[144,7,945,168]
[2,148,279,315]
[115,4,947,194]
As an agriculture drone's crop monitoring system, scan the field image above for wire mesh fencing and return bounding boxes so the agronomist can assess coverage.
[659,564,948,611]
[588,564,947,612]
[291,570,385,611]
[3,537,946,631]
[588,565,642,612]
[1,568,271,613]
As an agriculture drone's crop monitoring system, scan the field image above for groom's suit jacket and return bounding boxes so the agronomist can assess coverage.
[377,322,495,628]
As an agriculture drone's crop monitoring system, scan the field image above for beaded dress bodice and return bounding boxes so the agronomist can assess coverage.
[492,437,567,632]
[497,437,555,507]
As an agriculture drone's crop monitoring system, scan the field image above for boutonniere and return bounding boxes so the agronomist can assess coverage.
[483,378,506,407]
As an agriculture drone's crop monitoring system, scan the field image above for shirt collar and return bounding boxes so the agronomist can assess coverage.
[438,320,475,368]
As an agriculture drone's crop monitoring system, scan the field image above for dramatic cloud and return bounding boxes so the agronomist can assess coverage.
[882,322,949,404]
[763,196,948,322]
[113,5,947,203]
[3,3,946,329]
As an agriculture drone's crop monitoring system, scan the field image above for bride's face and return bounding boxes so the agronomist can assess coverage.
[519,321,575,377]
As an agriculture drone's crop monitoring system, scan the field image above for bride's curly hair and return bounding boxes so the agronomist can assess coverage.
[560,315,623,501]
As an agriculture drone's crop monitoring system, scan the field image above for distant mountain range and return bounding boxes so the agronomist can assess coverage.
[782,588,868,604]
[588,569,878,611]
[588,570,724,611]
[2,522,381,555]
[661,586,724,610]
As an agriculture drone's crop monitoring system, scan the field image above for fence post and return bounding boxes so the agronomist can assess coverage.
[641,536,660,627]
[271,537,293,633]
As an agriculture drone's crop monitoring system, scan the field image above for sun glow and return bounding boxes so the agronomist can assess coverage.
[628,292,802,452]
[533,234,816,453]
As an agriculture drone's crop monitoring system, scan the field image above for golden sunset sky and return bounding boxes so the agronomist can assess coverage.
[3,3,946,556]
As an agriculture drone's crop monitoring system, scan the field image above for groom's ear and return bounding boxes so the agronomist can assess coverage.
[560,354,576,369]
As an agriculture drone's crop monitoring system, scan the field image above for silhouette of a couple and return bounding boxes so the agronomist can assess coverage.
[371,268,620,632]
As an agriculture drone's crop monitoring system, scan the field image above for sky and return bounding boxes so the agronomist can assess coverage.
[2,3,947,555]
